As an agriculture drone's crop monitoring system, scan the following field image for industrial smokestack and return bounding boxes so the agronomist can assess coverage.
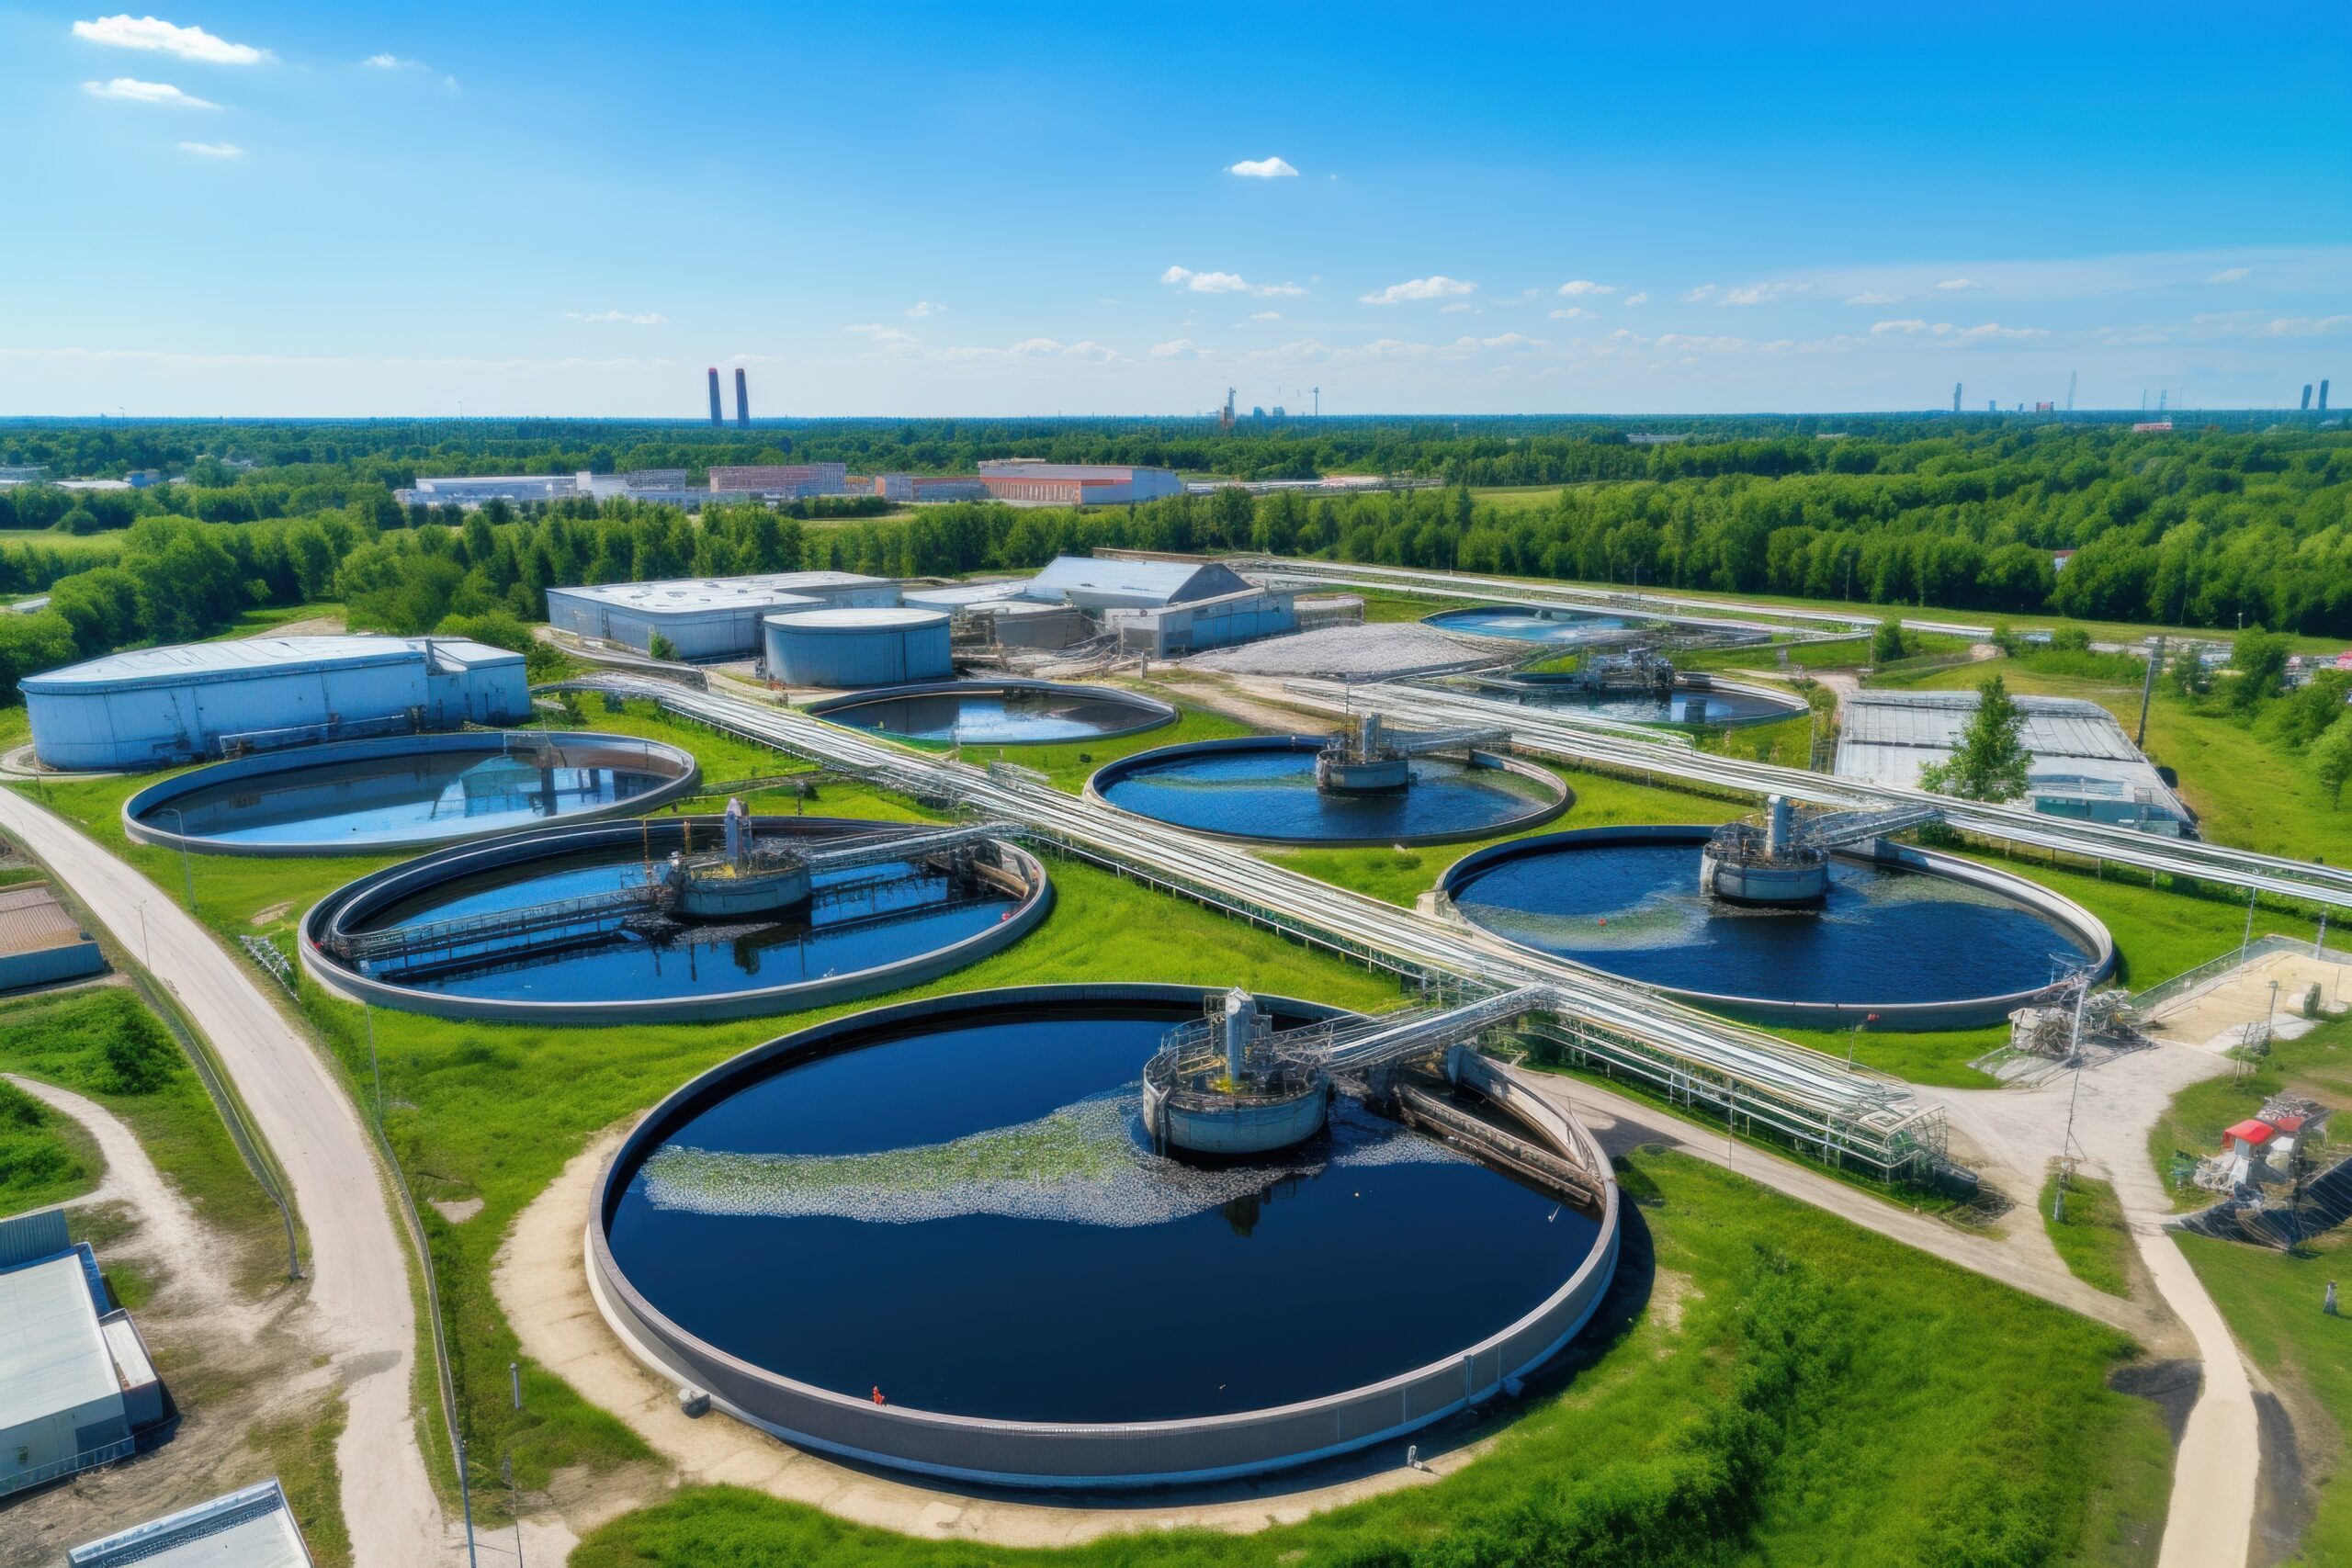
[734,367,750,426]
[707,367,722,426]
[2302,384,2315,412]
[1952,382,1962,414]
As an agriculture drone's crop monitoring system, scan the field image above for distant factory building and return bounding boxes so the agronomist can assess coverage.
[70,1478,315,1568]
[0,1210,166,1499]
[1025,556,1254,613]
[22,636,529,772]
[874,474,990,503]
[546,571,899,660]
[763,606,954,687]
[0,464,51,486]
[1834,689,2194,836]
[707,463,849,500]
[899,579,1038,610]
[975,461,1183,506]
[0,881,107,994]
[396,474,580,508]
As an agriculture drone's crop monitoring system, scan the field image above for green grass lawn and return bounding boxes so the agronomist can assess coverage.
[2041,1171,2136,1297]
[0,1072,99,1214]
[8,705,1412,1509]
[0,987,284,1267]
[2179,1227,2352,1566]
[573,1150,2172,1568]
[0,527,125,559]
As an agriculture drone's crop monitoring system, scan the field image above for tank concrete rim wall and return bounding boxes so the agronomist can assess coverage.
[1421,604,1625,633]
[121,730,703,858]
[1439,824,2117,1030]
[1085,735,1573,849]
[587,983,1622,1490]
[298,815,1051,1024]
[1493,673,1809,727]
[806,679,1178,744]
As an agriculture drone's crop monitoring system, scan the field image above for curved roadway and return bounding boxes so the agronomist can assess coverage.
[0,790,443,1568]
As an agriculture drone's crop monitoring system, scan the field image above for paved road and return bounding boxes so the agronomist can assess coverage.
[0,792,444,1568]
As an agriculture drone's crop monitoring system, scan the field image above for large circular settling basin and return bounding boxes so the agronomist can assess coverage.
[604,998,1600,1424]
[131,735,693,852]
[1426,604,1627,645]
[814,682,1170,744]
[1448,830,2094,1011]
[1495,681,1800,728]
[1093,737,1563,844]
[345,831,1024,1007]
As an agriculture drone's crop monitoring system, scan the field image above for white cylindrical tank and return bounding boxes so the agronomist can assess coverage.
[763,607,953,688]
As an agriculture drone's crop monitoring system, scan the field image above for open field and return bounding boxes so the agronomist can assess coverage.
[2042,1171,2136,1297]
[571,1150,2174,1568]
[0,527,126,558]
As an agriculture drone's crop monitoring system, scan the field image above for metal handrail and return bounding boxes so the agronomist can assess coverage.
[1,1437,137,1496]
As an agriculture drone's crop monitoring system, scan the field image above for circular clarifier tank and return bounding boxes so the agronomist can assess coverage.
[300,816,1050,1023]
[1489,676,1805,729]
[123,731,700,857]
[807,679,1176,745]
[1089,736,1569,846]
[590,985,1620,1488]
[1425,604,1629,645]
[1442,827,2113,1028]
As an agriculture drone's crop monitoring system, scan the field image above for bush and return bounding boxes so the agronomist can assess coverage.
[1872,620,1908,663]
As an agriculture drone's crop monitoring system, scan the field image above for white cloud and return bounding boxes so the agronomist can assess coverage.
[1622,292,1649,307]
[1150,339,1198,358]
[1555,280,1616,296]
[1227,156,1298,178]
[1869,319,2045,340]
[1462,333,1542,350]
[1682,284,1716,303]
[176,139,241,156]
[83,76,214,107]
[842,322,912,341]
[2263,315,2352,336]
[1845,290,1904,305]
[1248,310,1282,321]
[1010,338,1120,361]
[1719,280,1808,306]
[1934,277,1984,291]
[73,14,271,64]
[1160,265,1304,299]
[566,310,669,326]
[2208,266,2251,284]
[1359,275,1476,305]
[1550,307,1595,320]
[904,300,945,317]
[365,52,416,68]
[1440,302,1476,314]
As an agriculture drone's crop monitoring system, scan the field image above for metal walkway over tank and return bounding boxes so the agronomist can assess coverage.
[562,671,1955,1182]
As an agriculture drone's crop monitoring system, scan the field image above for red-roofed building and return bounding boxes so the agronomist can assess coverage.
[2222,1120,2276,1155]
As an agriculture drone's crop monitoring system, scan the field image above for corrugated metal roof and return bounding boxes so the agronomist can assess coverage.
[550,572,889,614]
[900,579,1037,608]
[22,636,513,693]
[0,883,87,957]
[70,1479,314,1568]
[1028,556,1245,605]
[0,1250,117,1433]
[1833,689,2188,818]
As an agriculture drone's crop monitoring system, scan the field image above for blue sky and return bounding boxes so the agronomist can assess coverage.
[2,3,2346,417]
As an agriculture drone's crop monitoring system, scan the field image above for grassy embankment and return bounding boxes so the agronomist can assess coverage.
[2143,1012,2352,1562]
[9,698,1410,1515]
[573,1149,2173,1568]
[2040,1171,2136,1297]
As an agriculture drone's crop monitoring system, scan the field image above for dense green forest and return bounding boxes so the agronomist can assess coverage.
[2,417,2347,700]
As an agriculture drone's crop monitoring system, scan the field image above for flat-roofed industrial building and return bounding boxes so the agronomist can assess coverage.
[546,571,899,660]
[0,1210,165,1498]
[975,462,1183,506]
[707,463,849,499]
[1106,585,1298,658]
[22,636,531,772]
[71,1477,314,1568]
[0,881,106,993]
[1835,689,2195,835]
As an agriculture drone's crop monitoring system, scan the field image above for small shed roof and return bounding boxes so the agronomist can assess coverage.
[0,1249,117,1434]
[0,882,88,957]
[2222,1119,2276,1145]
[70,1478,314,1568]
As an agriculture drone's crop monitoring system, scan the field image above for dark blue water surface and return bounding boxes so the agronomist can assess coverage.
[146,750,675,848]
[355,846,1017,1003]
[1427,605,1627,645]
[607,1007,1599,1423]
[820,687,1159,744]
[1453,840,2090,1005]
[1098,745,1555,843]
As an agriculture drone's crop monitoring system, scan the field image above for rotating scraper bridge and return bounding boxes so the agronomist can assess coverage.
[557,671,1962,1180]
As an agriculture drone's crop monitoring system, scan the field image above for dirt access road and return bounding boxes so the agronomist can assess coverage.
[0,792,444,1567]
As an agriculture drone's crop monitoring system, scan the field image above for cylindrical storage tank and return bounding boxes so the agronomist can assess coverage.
[763,607,953,688]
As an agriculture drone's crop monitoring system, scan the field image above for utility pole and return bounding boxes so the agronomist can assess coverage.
[2136,635,2163,748]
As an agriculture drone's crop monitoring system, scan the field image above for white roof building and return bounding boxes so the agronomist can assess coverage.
[546,572,899,659]
[70,1477,314,1568]
[1835,689,2194,834]
[0,1209,164,1498]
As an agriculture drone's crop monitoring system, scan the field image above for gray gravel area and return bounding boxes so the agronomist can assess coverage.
[1184,622,1506,677]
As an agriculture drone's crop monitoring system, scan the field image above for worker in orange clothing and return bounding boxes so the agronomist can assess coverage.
[872,1386,888,1406]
